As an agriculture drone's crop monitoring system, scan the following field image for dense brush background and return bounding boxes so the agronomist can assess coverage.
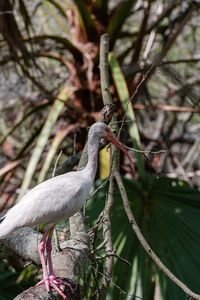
[0,1,200,299]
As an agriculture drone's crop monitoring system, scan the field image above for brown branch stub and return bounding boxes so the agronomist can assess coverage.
[77,104,116,170]
[98,104,116,124]
[132,104,200,113]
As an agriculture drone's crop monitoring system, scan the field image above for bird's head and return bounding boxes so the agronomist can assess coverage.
[89,122,135,172]
[89,122,111,139]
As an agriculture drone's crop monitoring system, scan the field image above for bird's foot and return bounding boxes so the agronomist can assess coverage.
[37,275,74,300]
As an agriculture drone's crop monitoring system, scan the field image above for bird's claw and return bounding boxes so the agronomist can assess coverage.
[50,275,74,294]
[37,275,74,300]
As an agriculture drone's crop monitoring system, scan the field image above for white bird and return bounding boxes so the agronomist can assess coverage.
[0,122,134,299]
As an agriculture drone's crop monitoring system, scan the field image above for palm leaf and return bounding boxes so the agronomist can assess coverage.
[93,0,108,12]
[73,0,97,40]
[42,0,71,33]
[109,52,145,180]
[108,0,136,49]
[23,35,83,62]
[0,101,48,146]
[86,176,200,299]
[18,86,74,199]
[43,0,69,19]
[38,127,69,183]
[38,124,79,183]
[18,0,33,35]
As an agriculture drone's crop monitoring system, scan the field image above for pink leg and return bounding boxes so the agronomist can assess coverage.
[46,227,74,294]
[37,230,50,291]
[46,227,54,275]
[37,227,74,299]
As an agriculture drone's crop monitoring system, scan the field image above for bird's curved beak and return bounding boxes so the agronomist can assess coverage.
[105,128,135,173]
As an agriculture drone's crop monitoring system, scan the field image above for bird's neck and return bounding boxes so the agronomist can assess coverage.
[85,135,100,181]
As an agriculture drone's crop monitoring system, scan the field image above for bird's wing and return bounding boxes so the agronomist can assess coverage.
[0,173,91,238]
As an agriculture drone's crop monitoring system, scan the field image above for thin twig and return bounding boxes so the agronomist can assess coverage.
[87,178,109,200]
[89,212,104,254]
[166,170,200,178]
[170,153,192,187]
[90,264,143,299]
[145,137,193,186]
[96,252,131,266]
[93,240,107,253]
[118,63,155,140]
[0,11,13,15]
[123,145,167,155]
[53,228,61,252]
[131,104,200,113]
[52,150,62,178]
[163,58,200,65]
[73,133,77,155]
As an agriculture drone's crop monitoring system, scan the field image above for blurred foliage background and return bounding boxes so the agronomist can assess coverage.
[1,0,200,299]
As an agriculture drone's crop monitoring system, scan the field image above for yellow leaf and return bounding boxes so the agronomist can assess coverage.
[99,146,110,179]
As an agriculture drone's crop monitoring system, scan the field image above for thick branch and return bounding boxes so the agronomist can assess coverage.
[2,227,42,264]
[98,174,115,300]
[100,34,113,105]
[2,226,84,300]
[98,33,119,299]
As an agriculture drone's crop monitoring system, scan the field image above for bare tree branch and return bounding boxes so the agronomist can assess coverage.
[2,227,42,264]
[98,33,120,300]
[98,174,115,300]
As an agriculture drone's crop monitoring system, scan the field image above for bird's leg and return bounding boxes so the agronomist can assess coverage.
[37,229,67,299]
[36,230,50,291]
[46,227,74,295]
[37,227,74,299]
[46,227,54,276]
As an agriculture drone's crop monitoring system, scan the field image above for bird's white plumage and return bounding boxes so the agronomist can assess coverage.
[0,122,125,241]
[0,122,135,300]
[0,170,93,239]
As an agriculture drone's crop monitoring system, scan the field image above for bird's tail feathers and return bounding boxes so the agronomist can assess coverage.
[0,215,18,239]
[0,215,5,223]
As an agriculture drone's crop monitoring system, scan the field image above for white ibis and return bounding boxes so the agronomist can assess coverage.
[0,122,134,299]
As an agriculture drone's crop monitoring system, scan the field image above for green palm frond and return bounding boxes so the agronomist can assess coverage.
[86,176,200,299]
